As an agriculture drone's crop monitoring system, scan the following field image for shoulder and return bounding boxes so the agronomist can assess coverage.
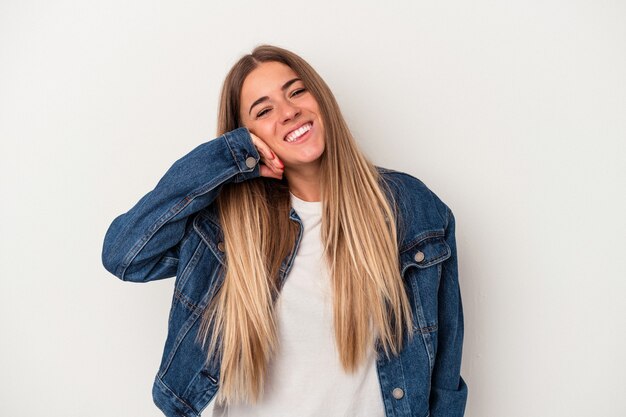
[376,166,438,197]
[375,166,452,242]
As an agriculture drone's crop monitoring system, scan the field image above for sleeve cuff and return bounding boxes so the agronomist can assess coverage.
[222,127,261,182]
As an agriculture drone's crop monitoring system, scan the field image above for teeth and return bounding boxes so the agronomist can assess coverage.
[285,123,311,142]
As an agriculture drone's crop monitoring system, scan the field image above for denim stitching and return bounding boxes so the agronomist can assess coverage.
[413,324,438,334]
[401,230,445,254]
[155,375,197,416]
[410,278,436,369]
[222,132,241,171]
[175,241,204,291]
[174,289,198,312]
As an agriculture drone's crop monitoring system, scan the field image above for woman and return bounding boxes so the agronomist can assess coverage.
[102,45,467,417]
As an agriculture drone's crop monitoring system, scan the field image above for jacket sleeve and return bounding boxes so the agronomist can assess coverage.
[429,205,468,417]
[101,127,260,282]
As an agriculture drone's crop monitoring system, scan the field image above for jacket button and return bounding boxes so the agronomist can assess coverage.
[392,387,404,399]
[217,242,225,252]
[414,250,425,262]
[245,156,257,169]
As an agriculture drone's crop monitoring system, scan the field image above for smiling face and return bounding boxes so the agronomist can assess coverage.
[239,61,326,172]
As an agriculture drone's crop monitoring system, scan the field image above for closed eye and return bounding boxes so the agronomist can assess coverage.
[290,88,306,97]
[256,107,272,118]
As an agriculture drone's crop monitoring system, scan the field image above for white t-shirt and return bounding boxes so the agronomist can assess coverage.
[211,192,385,417]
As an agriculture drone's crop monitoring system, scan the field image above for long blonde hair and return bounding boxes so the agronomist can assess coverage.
[196,44,414,405]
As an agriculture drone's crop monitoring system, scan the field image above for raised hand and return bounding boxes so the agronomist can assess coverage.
[249,132,284,179]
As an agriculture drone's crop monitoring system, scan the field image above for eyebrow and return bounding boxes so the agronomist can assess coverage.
[248,78,302,116]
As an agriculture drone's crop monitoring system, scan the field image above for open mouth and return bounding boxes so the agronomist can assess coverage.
[284,122,312,143]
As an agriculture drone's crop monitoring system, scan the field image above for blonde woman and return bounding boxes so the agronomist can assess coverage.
[102,45,467,417]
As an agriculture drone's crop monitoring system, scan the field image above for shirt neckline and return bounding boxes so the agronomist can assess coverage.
[289,192,322,215]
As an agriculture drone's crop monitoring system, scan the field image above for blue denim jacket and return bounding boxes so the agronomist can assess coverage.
[102,127,467,417]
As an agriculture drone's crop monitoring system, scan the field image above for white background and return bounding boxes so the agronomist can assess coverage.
[1,1,624,416]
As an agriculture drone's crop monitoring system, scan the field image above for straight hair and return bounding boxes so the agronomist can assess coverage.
[196,44,414,406]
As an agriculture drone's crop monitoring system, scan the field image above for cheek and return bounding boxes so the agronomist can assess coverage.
[247,123,286,150]
[242,118,262,132]
[260,124,281,142]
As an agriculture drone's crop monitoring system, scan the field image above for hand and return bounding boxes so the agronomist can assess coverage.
[249,132,284,179]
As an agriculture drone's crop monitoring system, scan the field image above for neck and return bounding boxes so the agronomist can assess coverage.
[285,164,322,202]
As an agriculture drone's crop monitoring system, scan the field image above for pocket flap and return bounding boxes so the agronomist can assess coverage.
[401,235,451,272]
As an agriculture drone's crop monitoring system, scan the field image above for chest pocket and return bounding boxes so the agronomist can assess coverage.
[193,211,226,267]
[401,233,451,274]
[401,233,451,322]
[400,233,451,369]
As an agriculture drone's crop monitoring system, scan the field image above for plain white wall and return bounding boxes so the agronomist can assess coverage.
[1,1,624,416]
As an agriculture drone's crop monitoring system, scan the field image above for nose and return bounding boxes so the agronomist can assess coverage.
[279,100,301,124]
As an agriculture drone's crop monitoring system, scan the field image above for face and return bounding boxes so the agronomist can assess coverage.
[239,61,325,171]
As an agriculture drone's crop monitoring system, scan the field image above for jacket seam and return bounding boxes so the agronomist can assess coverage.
[193,218,226,267]
[174,289,199,312]
[379,168,449,228]
[160,308,204,378]
[414,324,439,334]
[155,374,197,416]
[401,230,445,254]
[175,240,205,292]
[223,128,259,174]
[223,132,242,167]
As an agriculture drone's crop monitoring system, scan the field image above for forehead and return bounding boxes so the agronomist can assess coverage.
[240,61,299,104]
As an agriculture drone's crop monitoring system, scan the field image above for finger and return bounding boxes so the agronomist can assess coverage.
[259,164,283,179]
[250,134,275,160]
[249,133,283,172]
[257,145,282,172]
[273,155,284,169]
[266,160,284,175]
[258,145,275,161]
